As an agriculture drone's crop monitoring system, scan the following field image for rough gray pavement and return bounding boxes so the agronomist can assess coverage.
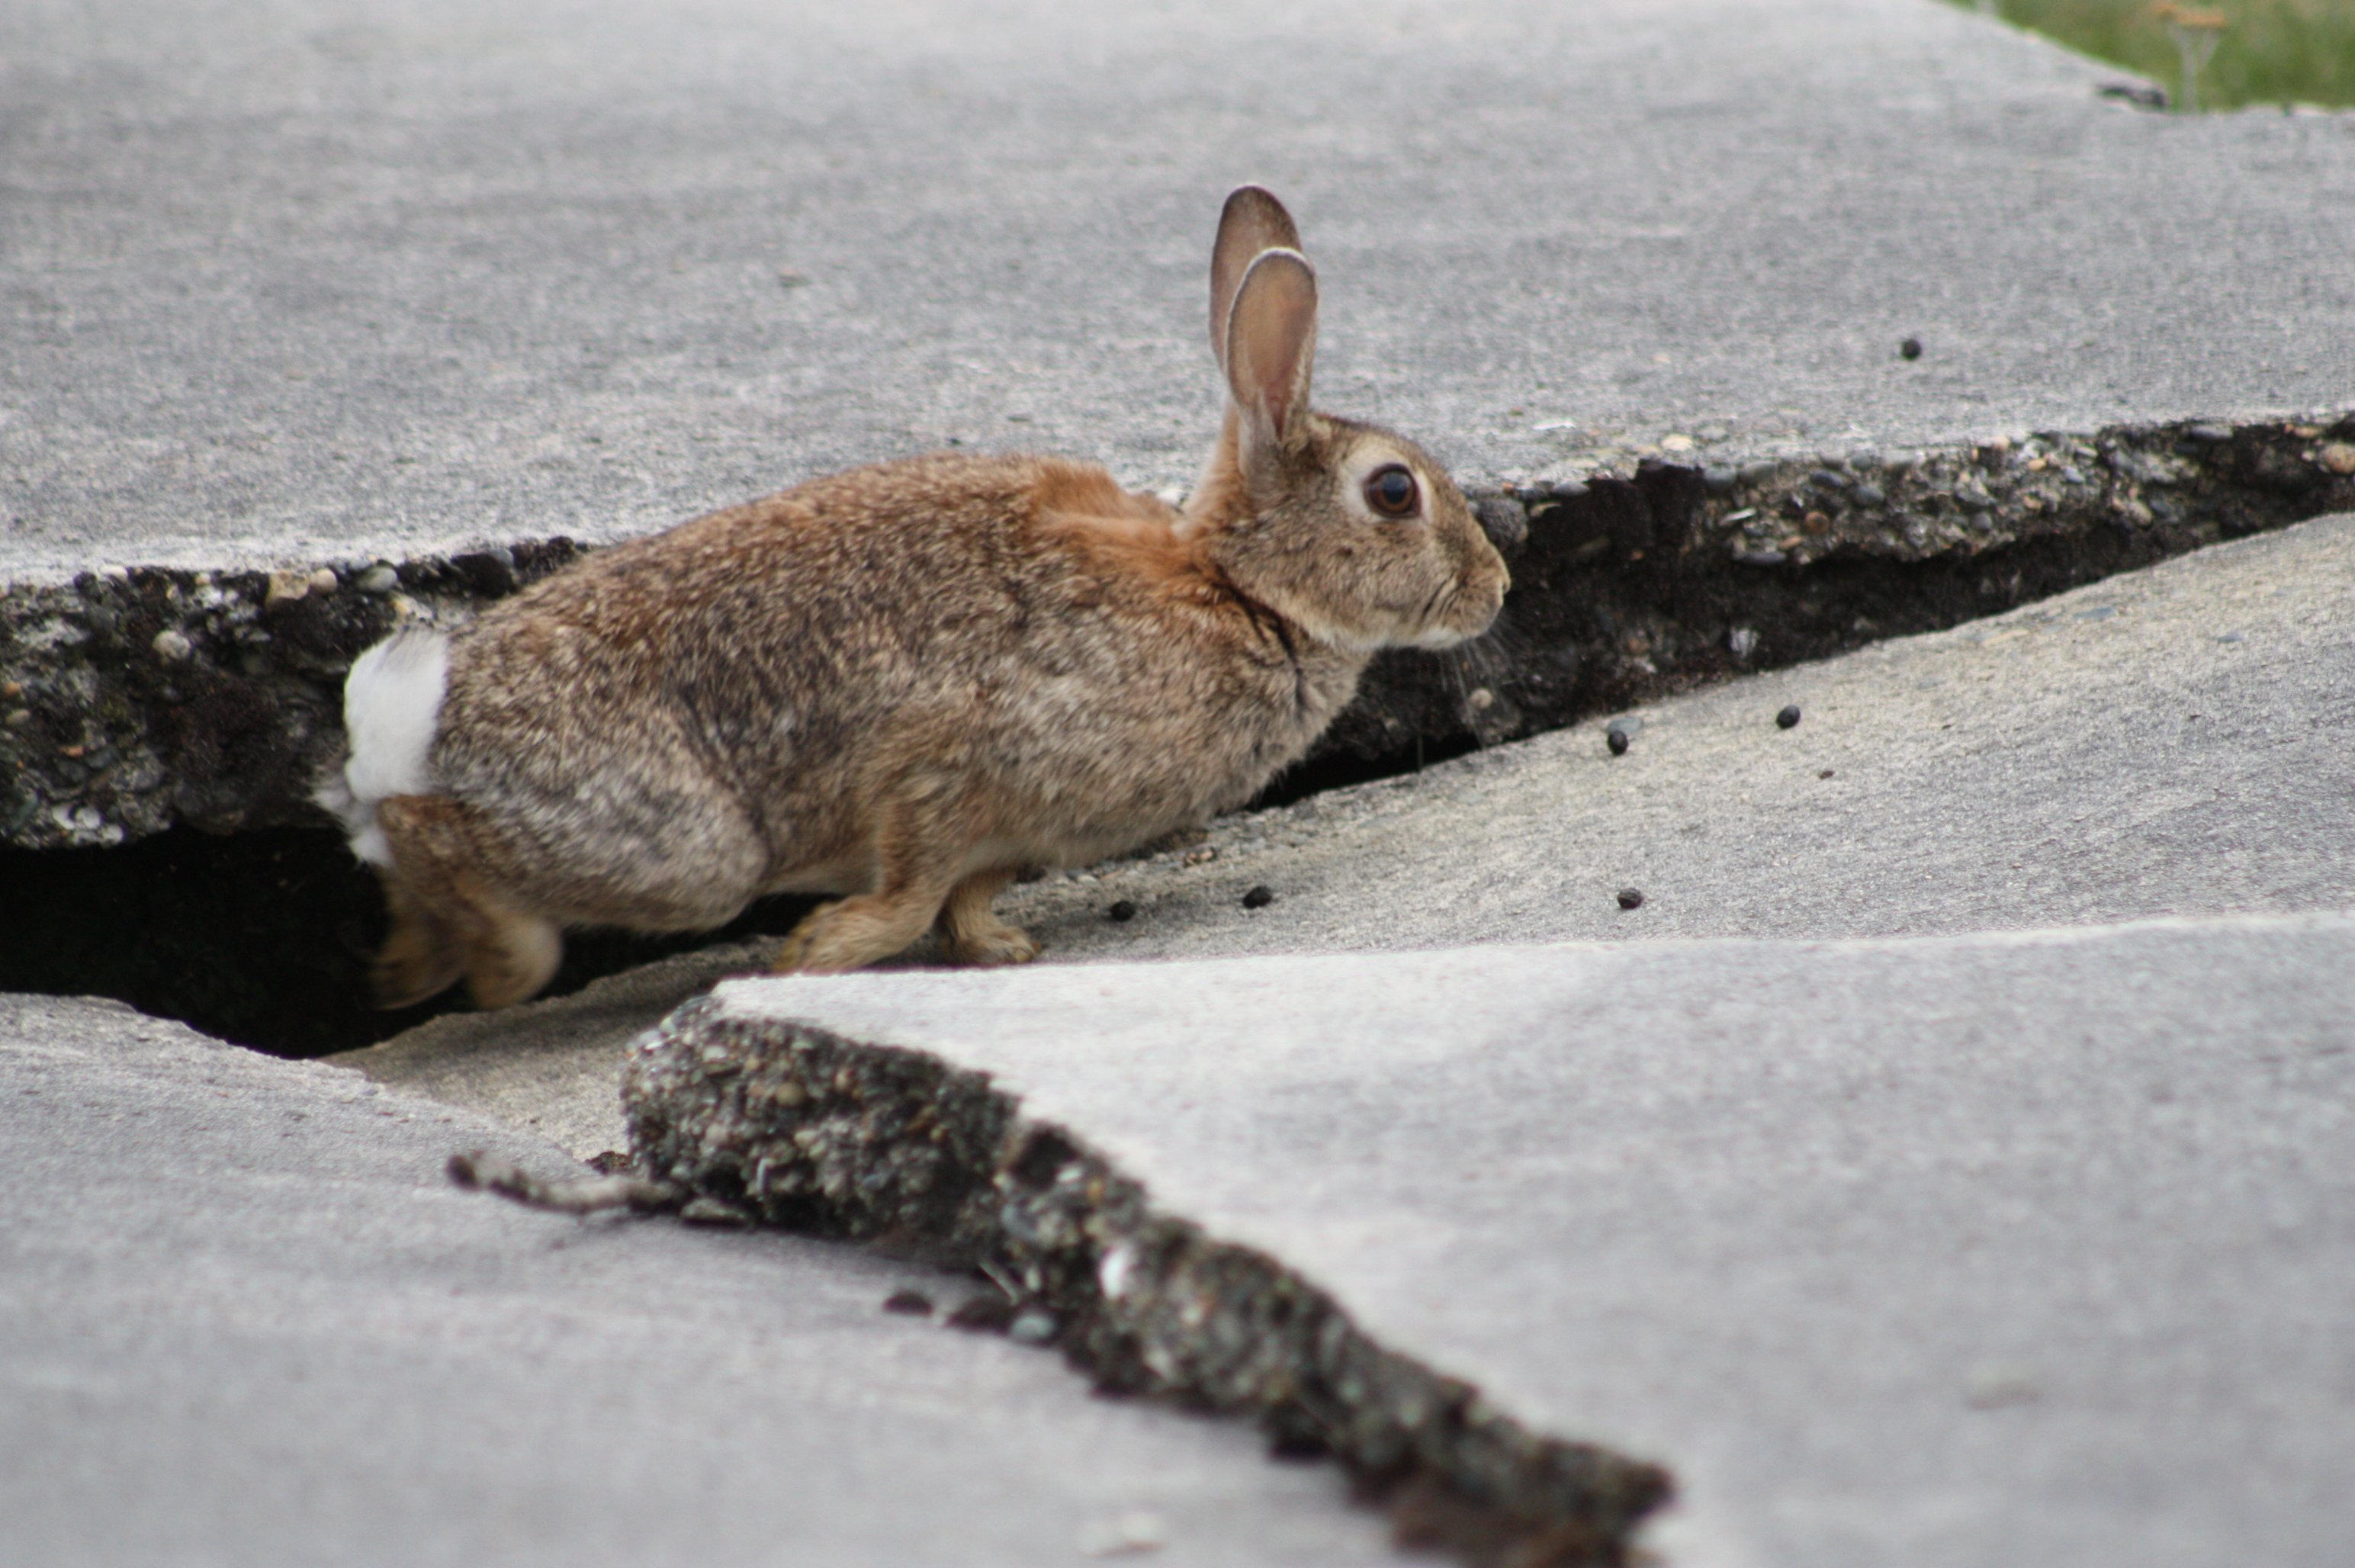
[344,508,2355,1148]
[6,0,2353,581]
[0,994,1402,1568]
[702,911,2355,1568]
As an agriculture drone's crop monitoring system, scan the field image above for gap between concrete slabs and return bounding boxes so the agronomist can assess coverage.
[635,914,2355,1568]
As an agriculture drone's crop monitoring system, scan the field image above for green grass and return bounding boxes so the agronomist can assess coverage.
[1959,0,2355,110]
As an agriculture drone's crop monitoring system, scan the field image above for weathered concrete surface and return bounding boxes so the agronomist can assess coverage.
[7,0,2352,582]
[685,912,2355,1568]
[0,994,1405,1567]
[342,506,2355,1152]
[8,0,2355,849]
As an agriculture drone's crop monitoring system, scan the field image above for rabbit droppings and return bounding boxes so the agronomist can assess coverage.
[323,188,1508,1008]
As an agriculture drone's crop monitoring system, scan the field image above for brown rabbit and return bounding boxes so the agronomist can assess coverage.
[322,186,1508,1007]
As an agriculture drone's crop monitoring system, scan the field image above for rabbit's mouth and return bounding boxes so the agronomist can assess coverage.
[1402,584,1503,651]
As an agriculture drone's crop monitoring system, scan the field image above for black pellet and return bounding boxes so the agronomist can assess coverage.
[1776,705,1802,729]
[1107,899,1137,923]
[882,1290,934,1316]
[1900,337,1923,360]
[1607,728,1630,756]
[1242,885,1275,909]
[1616,888,1645,911]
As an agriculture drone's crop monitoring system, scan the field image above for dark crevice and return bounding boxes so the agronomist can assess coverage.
[0,826,817,1058]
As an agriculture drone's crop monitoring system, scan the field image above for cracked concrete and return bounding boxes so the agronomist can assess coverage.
[7,0,2355,850]
[13,1,2355,1562]
[678,913,2355,1568]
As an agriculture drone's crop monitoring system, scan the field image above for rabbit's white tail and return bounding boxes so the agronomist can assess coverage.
[319,627,448,867]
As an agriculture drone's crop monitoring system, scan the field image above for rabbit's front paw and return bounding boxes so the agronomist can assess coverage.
[943,921,1042,967]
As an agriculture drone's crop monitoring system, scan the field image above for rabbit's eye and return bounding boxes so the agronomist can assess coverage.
[1364,464,1419,519]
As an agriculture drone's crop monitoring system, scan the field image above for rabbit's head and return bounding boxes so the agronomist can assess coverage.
[1184,187,1508,655]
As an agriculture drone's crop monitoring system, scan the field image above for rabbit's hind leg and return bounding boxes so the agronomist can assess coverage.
[369,869,466,1010]
[933,867,1042,966]
[376,794,564,1010]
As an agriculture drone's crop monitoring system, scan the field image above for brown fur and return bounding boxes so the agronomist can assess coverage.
[355,188,1508,1005]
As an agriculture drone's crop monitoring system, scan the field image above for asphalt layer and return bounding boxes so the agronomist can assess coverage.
[707,912,2355,1568]
[6,0,2353,581]
[0,994,1402,1568]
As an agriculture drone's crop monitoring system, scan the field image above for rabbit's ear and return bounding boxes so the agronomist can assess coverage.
[1223,248,1317,454]
[1210,186,1302,372]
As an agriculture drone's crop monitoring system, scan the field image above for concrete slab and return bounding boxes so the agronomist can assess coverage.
[5,0,2352,583]
[664,912,2355,1567]
[0,994,1406,1567]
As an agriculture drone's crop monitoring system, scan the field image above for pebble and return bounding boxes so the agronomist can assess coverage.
[2319,442,2355,476]
[1007,1306,1060,1347]
[355,564,399,595]
[1900,337,1923,360]
[1965,1367,2041,1410]
[1078,1511,1169,1559]
[1808,468,1848,491]
[1727,626,1759,660]
[265,569,311,606]
[1107,900,1138,923]
[5,708,33,730]
[308,567,340,595]
[2184,423,2235,443]
[1702,464,1737,493]
[881,1290,934,1316]
[1850,482,1886,507]
[152,628,194,664]
[1616,888,1645,911]
[1241,885,1275,910]
[1734,548,1788,567]
[1776,705,1802,728]
[1737,460,1779,485]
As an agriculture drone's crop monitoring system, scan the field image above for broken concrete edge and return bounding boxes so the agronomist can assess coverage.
[622,994,1675,1567]
[5,413,2352,850]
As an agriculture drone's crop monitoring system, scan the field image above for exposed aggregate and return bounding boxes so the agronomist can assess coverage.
[623,997,1675,1566]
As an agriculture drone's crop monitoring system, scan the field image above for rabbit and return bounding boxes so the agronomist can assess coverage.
[321,185,1509,1008]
